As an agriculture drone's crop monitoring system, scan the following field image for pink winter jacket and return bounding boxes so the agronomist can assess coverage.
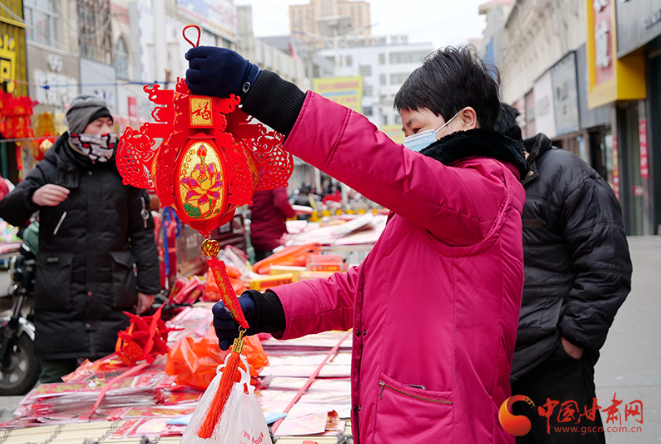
[271,93,526,444]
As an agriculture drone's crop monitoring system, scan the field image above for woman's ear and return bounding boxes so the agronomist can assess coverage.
[460,107,478,130]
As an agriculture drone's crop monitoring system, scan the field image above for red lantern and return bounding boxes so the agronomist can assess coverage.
[117,26,294,434]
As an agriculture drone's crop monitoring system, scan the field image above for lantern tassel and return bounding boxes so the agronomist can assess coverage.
[197,331,245,438]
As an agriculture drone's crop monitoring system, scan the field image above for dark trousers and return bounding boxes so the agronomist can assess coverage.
[511,343,605,444]
[40,358,79,383]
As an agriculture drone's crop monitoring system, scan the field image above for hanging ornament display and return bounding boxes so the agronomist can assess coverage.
[0,93,35,178]
[115,304,180,367]
[32,112,58,162]
[117,25,293,438]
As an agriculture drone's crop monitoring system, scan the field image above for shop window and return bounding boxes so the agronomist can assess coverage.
[115,37,129,80]
[390,73,409,85]
[25,0,60,48]
[363,106,373,116]
[389,51,430,64]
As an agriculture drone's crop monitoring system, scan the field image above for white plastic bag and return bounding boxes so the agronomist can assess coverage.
[181,354,272,444]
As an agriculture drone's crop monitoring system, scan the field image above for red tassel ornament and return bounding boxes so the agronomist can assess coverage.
[197,329,245,438]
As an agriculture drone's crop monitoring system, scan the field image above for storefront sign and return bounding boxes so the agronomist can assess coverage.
[616,0,661,57]
[576,44,611,130]
[79,58,118,111]
[639,119,649,178]
[313,76,363,113]
[128,96,138,118]
[551,52,580,136]
[533,72,556,139]
[0,32,26,96]
[612,134,620,201]
[27,44,80,110]
[633,185,644,196]
[586,0,646,109]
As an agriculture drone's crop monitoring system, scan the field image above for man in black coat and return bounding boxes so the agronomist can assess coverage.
[495,104,632,443]
[0,96,160,383]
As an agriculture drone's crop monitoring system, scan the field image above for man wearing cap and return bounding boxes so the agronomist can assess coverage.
[0,95,160,383]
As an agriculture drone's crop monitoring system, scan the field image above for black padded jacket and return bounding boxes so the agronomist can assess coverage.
[511,133,632,381]
[0,133,160,360]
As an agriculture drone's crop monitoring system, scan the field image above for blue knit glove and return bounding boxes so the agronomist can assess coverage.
[185,46,261,100]
[212,295,256,351]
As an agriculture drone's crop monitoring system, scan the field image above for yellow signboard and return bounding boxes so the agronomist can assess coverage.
[586,0,645,109]
[0,2,27,96]
[312,76,363,112]
[380,125,405,145]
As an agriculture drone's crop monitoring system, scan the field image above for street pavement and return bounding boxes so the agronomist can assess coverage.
[595,236,661,443]
[1,236,660,441]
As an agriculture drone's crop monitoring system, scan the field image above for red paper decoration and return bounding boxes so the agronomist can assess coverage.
[117,79,292,236]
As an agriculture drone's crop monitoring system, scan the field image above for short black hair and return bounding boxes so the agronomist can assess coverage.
[394,46,501,130]
[494,103,522,141]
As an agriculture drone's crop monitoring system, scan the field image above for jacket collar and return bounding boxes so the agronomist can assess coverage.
[420,128,529,179]
[521,133,553,186]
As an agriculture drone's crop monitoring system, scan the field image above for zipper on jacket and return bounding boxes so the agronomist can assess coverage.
[140,196,149,228]
[379,380,452,405]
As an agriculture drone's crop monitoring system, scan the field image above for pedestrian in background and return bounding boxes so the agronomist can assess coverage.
[495,104,632,443]
[0,96,160,383]
[249,185,296,262]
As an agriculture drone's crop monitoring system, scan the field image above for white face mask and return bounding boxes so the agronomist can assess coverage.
[403,111,461,152]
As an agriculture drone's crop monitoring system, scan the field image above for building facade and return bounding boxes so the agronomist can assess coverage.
[237,6,309,92]
[289,0,371,41]
[0,0,28,183]
[478,0,513,68]
[613,0,661,235]
[497,0,658,235]
[316,36,434,131]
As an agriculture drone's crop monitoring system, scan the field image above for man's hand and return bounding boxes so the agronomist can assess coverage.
[185,46,260,99]
[32,184,69,206]
[561,336,584,360]
[212,295,256,351]
[137,292,155,315]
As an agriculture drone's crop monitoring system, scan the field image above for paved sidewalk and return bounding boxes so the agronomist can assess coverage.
[595,236,661,443]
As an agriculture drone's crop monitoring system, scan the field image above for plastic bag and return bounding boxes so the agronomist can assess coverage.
[165,327,268,390]
[203,265,245,302]
[181,355,272,444]
[252,243,322,275]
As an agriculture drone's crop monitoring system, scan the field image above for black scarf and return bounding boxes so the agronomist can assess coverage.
[420,128,529,178]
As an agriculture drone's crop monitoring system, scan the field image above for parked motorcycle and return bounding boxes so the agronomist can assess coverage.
[0,241,39,395]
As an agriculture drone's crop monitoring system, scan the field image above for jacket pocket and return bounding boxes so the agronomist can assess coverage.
[110,250,138,309]
[373,372,453,443]
[35,253,74,311]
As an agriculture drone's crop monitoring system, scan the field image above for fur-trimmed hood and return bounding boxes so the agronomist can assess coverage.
[420,128,529,178]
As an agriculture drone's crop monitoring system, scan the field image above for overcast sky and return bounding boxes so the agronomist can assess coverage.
[235,0,488,49]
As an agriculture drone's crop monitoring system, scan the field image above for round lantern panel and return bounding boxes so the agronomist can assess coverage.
[177,140,228,222]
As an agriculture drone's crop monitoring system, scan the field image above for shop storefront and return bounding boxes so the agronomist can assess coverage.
[616,0,661,234]
[0,1,28,184]
[587,0,648,235]
[27,44,79,114]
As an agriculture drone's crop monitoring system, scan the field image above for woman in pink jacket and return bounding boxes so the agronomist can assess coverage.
[187,46,528,443]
